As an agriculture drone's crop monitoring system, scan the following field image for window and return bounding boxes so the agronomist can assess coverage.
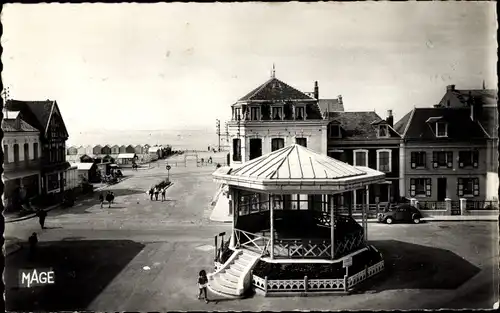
[436,122,448,137]
[3,145,9,163]
[33,143,38,160]
[377,149,391,172]
[271,107,283,120]
[271,138,285,152]
[24,143,29,162]
[328,150,345,162]
[234,108,241,120]
[50,148,55,163]
[458,178,479,197]
[458,150,479,168]
[295,106,305,120]
[250,107,261,120]
[13,144,19,163]
[432,151,453,168]
[410,178,431,197]
[411,151,426,169]
[232,138,241,161]
[378,125,389,138]
[353,149,368,167]
[329,124,341,138]
[295,137,307,147]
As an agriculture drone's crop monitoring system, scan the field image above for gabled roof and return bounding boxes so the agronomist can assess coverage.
[451,89,498,106]
[213,144,385,193]
[399,107,489,140]
[117,153,136,159]
[326,111,400,140]
[72,162,95,170]
[477,106,498,138]
[394,110,413,135]
[238,77,315,102]
[318,99,344,113]
[5,99,68,137]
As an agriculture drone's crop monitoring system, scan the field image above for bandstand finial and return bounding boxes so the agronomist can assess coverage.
[271,63,276,78]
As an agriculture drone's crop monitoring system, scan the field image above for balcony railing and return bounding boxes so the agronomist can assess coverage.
[466,200,499,210]
[3,159,41,172]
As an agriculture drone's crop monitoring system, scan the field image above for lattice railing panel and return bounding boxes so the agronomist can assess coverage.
[308,279,344,291]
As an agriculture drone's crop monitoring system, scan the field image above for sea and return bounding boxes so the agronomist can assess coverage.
[67,128,222,151]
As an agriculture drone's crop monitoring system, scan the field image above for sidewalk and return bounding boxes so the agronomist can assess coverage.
[5,203,62,224]
[355,215,498,223]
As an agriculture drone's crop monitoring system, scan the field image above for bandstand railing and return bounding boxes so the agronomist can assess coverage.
[234,228,271,256]
[274,238,332,259]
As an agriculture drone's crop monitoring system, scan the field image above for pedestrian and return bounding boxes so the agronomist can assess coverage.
[209,156,212,164]
[154,188,159,201]
[161,188,166,201]
[106,192,112,208]
[36,209,47,229]
[201,158,204,166]
[28,232,38,260]
[149,187,154,201]
[197,270,209,303]
[99,193,104,208]
[111,192,115,204]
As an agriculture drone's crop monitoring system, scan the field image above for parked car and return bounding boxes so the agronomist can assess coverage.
[377,204,423,224]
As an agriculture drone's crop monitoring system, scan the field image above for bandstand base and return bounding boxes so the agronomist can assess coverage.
[250,245,385,296]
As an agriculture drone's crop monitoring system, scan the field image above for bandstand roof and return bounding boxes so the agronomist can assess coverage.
[213,144,386,194]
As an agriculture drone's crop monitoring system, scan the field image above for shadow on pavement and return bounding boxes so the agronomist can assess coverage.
[5,239,145,311]
[359,240,481,292]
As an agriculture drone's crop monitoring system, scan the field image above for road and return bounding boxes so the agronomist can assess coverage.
[5,153,499,311]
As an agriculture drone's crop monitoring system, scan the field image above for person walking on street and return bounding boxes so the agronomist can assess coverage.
[36,209,47,229]
[28,232,38,260]
[149,187,154,201]
[161,188,166,202]
[111,192,115,204]
[99,193,104,208]
[197,270,209,303]
[106,192,112,208]
[154,188,159,201]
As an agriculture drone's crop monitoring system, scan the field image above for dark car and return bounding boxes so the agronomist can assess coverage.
[377,204,423,224]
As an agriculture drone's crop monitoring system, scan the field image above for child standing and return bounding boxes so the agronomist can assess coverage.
[197,270,209,303]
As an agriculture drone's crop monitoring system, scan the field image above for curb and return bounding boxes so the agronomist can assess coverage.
[5,204,61,224]
[355,217,498,223]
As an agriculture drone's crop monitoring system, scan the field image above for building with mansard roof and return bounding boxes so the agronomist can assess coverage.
[227,68,331,165]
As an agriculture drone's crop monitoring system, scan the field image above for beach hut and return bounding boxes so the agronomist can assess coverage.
[101,145,111,155]
[117,153,137,165]
[119,145,127,153]
[93,145,102,155]
[148,146,161,160]
[64,165,79,190]
[134,145,144,154]
[126,145,135,153]
[73,162,98,183]
[77,146,86,155]
[110,145,120,154]
[67,146,78,155]
[80,154,95,163]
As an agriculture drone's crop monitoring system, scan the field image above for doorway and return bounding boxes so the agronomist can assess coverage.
[249,138,262,160]
[437,178,447,201]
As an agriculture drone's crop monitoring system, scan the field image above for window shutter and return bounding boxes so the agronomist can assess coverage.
[422,152,427,168]
[410,152,416,169]
[446,152,453,168]
[473,150,479,168]
[410,178,416,197]
[432,152,438,168]
[425,178,432,197]
[473,178,479,196]
[457,178,464,197]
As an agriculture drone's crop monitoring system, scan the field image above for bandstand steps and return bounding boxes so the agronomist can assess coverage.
[208,250,260,299]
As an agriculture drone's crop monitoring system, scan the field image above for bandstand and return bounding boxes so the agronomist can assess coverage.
[209,144,387,297]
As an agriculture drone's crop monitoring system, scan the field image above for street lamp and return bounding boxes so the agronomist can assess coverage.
[216,119,221,152]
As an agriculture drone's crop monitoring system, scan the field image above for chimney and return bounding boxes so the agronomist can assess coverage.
[314,81,319,99]
[386,110,394,127]
[447,85,455,92]
[338,95,343,105]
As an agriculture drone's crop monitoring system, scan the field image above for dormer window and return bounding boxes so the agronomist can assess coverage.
[295,106,305,120]
[272,106,283,120]
[250,106,261,121]
[329,124,341,138]
[378,124,389,138]
[234,108,242,120]
[436,122,448,137]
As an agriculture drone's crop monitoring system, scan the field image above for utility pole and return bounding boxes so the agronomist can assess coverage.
[216,119,221,152]
[225,121,229,151]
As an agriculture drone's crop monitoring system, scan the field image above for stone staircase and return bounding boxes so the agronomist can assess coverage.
[208,249,260,298]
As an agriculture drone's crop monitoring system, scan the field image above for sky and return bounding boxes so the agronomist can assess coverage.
[2,2,497,135]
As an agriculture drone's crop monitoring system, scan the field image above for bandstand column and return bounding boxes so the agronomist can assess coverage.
[330,193,335,259]
[229,188,235,249]
[270,194,275,259]
[365,185,369,241]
